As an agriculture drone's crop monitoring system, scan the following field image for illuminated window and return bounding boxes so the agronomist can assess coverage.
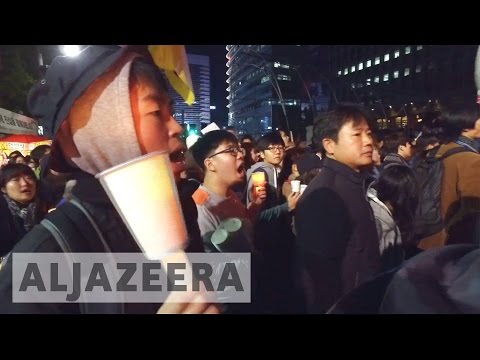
[405,46,411,54]
[261,76,270,83]
[393,70,399,78]
[351,65,356,72]
[351,83,356,89]
[366,78,371,86]
[417,45,423,51]
[394,50,400,58]
[375,57,380,65]
[344,68,348,75]
[277,74,291,81]
[384,53,390,62]
[338,70,342,76]
[404,67,410,76]
[383,73,389,82]
[358,62,363,70]
[366,59,372,67]
[274,62,289,69]
[416,64,422,73]
[374,76,380,83]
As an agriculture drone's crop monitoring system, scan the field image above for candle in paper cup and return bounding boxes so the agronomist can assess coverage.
[291,180,301,193]
[251,172,266,186]
[96,150,188,260]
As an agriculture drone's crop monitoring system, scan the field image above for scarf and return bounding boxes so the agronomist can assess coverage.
[2,194,38,231]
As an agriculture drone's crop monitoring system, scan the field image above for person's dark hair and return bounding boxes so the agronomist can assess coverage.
[8,151,23,159]
[9,154,26,165]
[298,168,321,185]
[129,58,169,94]
[191,130,239,171]
[278,147,306,190]
[255,131,284,152]
[0,163,38,189]
[438,100,480,140]
[416,134,440,152]
[382,131,410,154]
[240,142,257,170]
[375,165,419,246]
[30,145,51,162]
[240,134,254,144]
[184,146,204,182]
[313,103,374,156]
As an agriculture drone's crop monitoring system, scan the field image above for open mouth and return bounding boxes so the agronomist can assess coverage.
[169,149,186,164]
[237,163,245,175]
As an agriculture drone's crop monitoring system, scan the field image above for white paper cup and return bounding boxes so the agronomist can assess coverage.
[291,180,301,193]
[96,151,188,260]
[300,184,307,195]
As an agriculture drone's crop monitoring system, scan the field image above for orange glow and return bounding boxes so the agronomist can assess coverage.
[251,172,266,186]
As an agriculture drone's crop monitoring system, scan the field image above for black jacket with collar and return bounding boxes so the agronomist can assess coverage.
[295,157,381,313]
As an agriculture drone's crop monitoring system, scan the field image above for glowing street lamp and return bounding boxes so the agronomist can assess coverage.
[61,45,81,57]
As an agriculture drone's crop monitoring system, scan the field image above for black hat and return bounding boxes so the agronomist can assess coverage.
[27,45,129,139]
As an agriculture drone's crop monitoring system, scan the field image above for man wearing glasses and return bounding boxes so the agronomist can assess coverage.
[191,130,267,253]
[245,132,301,313]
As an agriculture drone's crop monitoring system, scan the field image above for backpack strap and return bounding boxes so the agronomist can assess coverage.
[438,146,473,161]
[40,200,124,314]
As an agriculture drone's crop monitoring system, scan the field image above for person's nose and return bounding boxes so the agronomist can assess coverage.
[167,115,183,138]
[18,177,30,187]
[237,149,245,160]
[363,132,373,146]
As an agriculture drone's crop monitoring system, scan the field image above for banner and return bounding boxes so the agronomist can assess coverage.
[0,108,38,135]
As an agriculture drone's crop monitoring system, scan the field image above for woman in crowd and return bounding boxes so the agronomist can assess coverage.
[367,164,419,271]
[0,163,48,257]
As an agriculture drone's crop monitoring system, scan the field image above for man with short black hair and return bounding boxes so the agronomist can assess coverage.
[417,100,480,250]
[190,130,266,252]
[295,103,381,313]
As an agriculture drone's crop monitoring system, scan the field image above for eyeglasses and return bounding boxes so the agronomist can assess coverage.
[8,174,36,184]
[265,145,285,153]
[209,146,244,158]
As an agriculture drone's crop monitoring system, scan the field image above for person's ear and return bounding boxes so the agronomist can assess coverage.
[322,138,336,156]
[1,187,6,194]
[259,151,266,160]
[204,157,216,172]
[292,163,298,174]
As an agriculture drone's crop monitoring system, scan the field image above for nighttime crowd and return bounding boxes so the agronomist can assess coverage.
[0,45,479,314]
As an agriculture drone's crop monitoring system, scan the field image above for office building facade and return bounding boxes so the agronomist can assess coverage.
[226,45,315,138]
[311,45,478,129]
[169,53,210,133]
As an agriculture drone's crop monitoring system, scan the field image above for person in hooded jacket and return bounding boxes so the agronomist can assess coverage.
[0,45,218,314]
[245,131,302,313]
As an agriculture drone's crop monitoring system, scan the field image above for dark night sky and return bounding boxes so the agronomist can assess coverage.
[185,45,228,127]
